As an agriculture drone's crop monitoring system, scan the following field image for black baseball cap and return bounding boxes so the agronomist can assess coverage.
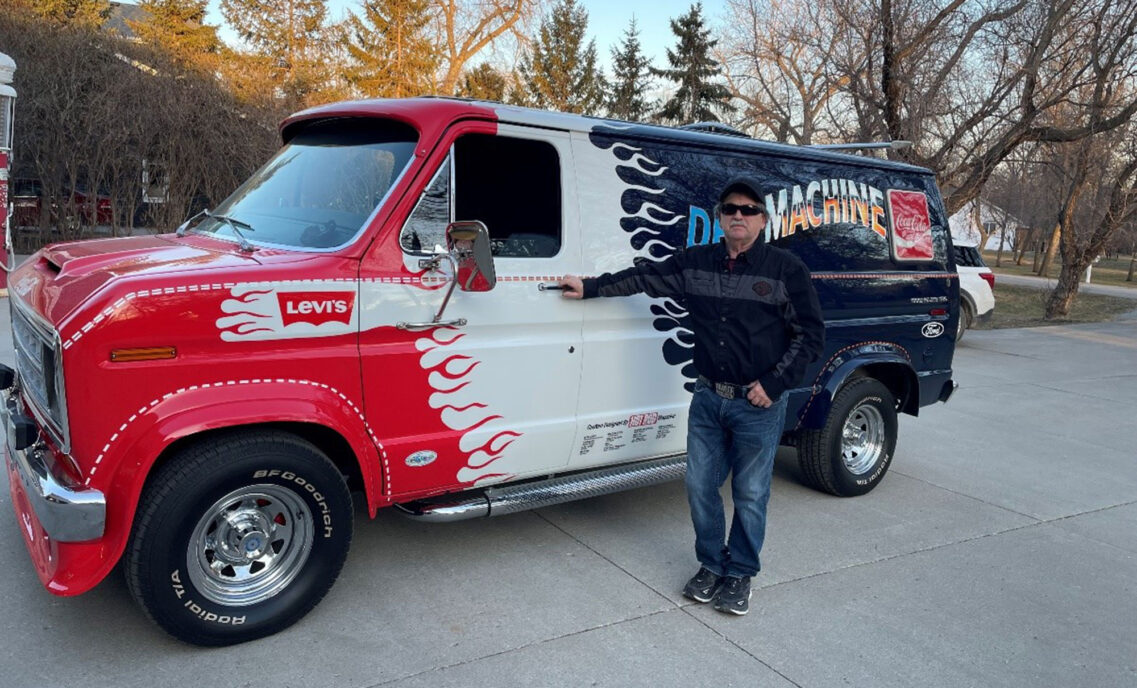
[718,176,766,209]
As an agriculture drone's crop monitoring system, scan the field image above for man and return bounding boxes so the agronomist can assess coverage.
[559,176,824,615]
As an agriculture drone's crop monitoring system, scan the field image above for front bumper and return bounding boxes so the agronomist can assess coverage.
[3,391,105,542]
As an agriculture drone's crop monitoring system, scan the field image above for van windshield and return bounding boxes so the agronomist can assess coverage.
[189,119,417,250]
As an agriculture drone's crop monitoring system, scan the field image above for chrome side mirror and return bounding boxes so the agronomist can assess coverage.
[396,221,496,331]
[446,220,496,292]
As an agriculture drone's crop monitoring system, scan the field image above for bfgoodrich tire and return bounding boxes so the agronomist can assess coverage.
[798,377,898,496]
[125,430,353,646]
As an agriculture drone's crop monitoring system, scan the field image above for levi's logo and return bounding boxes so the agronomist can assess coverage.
[277,291,356,326]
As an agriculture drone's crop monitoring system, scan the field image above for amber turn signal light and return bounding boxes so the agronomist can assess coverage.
[110,347,177,362]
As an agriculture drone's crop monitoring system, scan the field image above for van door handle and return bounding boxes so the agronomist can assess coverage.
[396,318,467,331]
[538,283,564,291]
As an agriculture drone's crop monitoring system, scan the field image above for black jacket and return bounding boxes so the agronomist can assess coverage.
[582,240,825,399]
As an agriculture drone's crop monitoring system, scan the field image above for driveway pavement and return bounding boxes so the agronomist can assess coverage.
[1,307,1135,688]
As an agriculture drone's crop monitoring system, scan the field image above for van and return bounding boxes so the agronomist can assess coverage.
[2,98,958,646]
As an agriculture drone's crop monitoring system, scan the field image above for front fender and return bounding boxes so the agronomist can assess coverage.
[58,379,386,596]
[794,342,915,431]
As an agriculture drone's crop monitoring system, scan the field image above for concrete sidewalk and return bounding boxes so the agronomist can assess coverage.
[1,312,1135,687]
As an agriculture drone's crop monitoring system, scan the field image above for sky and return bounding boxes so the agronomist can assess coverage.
[193,0,730,73]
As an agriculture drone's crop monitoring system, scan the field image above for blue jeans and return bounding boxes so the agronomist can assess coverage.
[686,382,787,578]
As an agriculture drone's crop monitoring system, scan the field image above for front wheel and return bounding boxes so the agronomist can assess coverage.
[125,430,353,646]
[797,377,898,496]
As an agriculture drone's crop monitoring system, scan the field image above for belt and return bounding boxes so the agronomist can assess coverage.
[697,375,752,400]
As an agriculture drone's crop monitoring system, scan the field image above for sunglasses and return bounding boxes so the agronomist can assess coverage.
[719,203,764,216]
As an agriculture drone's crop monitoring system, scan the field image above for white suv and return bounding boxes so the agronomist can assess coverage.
[953,244,995,341]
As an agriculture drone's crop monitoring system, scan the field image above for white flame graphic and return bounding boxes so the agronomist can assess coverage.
[216,282,358,342]
[416,328,523,486]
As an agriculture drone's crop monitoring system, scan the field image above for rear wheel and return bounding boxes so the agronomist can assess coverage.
[125,430,353,646]
[798,377,898,496]
[956,301,974,341]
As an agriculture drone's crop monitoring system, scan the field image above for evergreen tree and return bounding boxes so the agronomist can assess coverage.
[515,0,605,115]
[607,17,654,122]
[342,0,437,98]
[25,0,111,29]
[458,63,508,102]
[129,0,220,66]
[652,3,734,124]
[220,0,329,102]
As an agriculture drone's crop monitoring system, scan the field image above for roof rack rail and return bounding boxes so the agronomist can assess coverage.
[808,140,913,151]
[679,122,751,138]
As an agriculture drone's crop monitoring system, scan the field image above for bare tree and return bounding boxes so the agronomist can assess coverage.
[870,0,1137,215]
[1044,123,1137,316]
[985,154,1040,266]
[734,0,1137,215]
[719,0,852,143]
[433,0,536,95]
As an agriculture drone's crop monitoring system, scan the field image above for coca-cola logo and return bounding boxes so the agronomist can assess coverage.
[277,291,356,326]
[887,190,934,261]
[894,216,924,233]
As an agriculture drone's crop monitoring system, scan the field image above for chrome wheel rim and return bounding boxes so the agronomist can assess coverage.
[187,485,313,607]
[841,404,885,475]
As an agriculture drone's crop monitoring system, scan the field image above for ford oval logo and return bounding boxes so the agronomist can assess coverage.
[922,322,945,338]
[405,450,437,467]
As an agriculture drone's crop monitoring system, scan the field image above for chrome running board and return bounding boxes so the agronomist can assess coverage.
[393,454,687,522]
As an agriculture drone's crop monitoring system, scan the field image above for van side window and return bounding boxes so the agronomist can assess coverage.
[400,134,562,257]
[399,156,451,253]
[454,134,561,258]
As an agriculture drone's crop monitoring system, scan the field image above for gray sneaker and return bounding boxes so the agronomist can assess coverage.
[712,576,752,615]
[682,567,723,603]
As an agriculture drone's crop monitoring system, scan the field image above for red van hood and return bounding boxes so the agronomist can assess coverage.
[10,234,299,327]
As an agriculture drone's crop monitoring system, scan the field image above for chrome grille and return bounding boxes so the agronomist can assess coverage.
[10,296,68,449]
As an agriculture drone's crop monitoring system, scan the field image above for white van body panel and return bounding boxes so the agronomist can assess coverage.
[364,125,585,488]
[569,131,690,470]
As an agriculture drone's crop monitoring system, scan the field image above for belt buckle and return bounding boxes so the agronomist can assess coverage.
[714,382,734,399]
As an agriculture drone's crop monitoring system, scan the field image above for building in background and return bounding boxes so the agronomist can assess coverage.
[948,199,1022,251]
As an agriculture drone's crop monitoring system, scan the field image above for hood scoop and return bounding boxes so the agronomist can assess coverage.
[18,234,288,329]
[38,235,255,281]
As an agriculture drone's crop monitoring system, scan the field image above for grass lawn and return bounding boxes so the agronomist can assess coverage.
[974,284,1137,330]
[983,250,1137,290]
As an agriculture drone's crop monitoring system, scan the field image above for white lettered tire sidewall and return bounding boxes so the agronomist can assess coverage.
[827,379,898,496]
[125,431,353,646]
[798,377,898,497]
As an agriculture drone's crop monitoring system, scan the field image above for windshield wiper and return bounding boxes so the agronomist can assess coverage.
[204,210,257,253]
[175,209,207,237]
[175,209,256,252]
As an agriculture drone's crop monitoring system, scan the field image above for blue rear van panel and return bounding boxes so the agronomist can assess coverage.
[587,124,957,428]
